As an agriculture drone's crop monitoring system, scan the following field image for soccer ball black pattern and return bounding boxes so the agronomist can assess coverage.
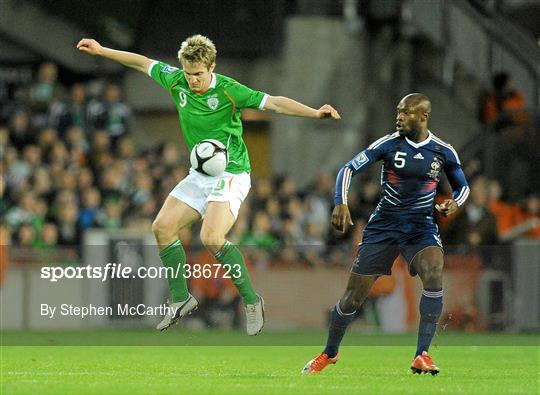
[190,139,228,176]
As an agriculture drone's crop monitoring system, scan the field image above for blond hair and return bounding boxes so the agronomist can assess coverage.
[177,34,217,69]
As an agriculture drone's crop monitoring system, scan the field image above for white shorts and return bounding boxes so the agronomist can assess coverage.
[169,169,251,219]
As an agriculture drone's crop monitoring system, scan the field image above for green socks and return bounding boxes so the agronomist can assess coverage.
[159,240,189,303]
[214,241,258,305]
[159,239,257,306]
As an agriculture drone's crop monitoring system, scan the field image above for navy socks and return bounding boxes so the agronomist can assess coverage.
[415,288,443,357]
[323,302,357,358]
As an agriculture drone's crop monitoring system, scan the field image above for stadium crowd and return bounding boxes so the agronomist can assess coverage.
[2,61,539,271]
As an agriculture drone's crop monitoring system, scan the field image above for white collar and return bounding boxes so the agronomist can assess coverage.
[209,73,216,89]
[405,130,432,148]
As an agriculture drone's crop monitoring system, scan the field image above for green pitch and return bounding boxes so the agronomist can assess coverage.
[1,331,538,395]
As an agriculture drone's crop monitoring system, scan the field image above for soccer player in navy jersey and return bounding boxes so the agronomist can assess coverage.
[302,93,469,375]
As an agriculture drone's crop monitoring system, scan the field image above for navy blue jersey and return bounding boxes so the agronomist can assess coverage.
[335,131,469,218]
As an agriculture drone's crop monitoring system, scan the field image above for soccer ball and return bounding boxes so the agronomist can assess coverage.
[190,139,228,177]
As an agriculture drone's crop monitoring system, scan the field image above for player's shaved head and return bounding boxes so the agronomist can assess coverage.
[396,93,432,137]
[400,93,432,114]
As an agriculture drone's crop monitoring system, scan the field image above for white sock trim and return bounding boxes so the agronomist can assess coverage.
[335,302,356,316]
[422,289,443,298]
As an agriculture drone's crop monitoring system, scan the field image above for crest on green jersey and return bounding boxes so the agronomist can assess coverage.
[214,179,225,191]
[207,96,219,111]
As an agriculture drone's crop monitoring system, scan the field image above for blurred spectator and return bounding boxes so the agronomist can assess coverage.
[131,172,153,207]
[31,168,54,203]
[250,178,273,212]
[77,167,95,191]
[56,203,81,246]
[285,196,304,226]
[276,174,298,206]
[31,198,49,239]
[487,179,517,238]
[480,72,528,131]
[66,126,90,166]
[304,193,330,237]
[37,127,57,160]
[241,212,279,252]
[16,223,36,247]
[79,187,102,230]
[501,194,540,241]
[265,197,283,235]
[48,141,70,168]
[7,148,32,193]
[89,129,112,171]
[444,177,499,265]
[35,222,59,249]
[299,222,326,266]
[280,215,303,247]
[96,196,124,229]
[27,62,64,128]
[515,194,540,239]
[5,190,37,229]
[22,144,42,170]
[160,141,181,168]
[88,83,132,148]
[8,109,35,151]
[99,166,122,199]
[56,188,78,206]
[117,137,136,161]
[48,83,89,136]
[58,170,79,193]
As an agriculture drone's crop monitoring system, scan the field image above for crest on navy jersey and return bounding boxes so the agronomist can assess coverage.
[351,151,369,170]
[427,157,442,179]
[207,95,219,110]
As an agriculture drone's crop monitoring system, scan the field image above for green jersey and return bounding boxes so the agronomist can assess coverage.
[148,61,268,173]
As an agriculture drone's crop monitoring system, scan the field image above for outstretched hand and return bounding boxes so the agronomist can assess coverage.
[331,204,354,233]
[317,104,341,120]
[76,38,103,56]
[435,199,458,217]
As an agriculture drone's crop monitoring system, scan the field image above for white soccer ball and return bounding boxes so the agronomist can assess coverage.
[190,139,228,177]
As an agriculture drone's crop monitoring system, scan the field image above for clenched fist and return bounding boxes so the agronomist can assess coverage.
[76,39,103,56]
[317,104,341,120]
[331,204,354,233]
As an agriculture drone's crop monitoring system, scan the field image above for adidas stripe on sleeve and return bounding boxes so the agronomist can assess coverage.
[441,142,469,207]
[334,134,396,205]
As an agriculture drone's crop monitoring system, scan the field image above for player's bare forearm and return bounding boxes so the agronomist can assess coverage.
[264,96,341,119]
[101,48,152,72]
[77,38,152,73]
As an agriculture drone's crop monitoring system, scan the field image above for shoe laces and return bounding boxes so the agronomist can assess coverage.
[311,353,329,371]
[246,304,256,323]
[422,352,434,365]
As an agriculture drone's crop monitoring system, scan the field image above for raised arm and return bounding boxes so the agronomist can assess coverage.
[263,96,341,119]
[76,38,153,73]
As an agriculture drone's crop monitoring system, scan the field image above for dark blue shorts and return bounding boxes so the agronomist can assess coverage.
[352,213,443,277]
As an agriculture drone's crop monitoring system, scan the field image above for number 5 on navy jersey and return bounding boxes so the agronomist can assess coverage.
[394,151,407,168]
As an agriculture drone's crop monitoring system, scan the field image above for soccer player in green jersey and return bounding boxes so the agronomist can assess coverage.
[77,34,340,335]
